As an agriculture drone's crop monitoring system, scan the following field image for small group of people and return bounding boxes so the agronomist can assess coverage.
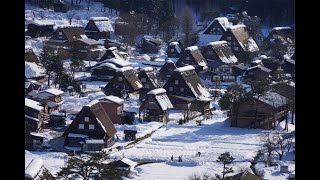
[171,155,183,162]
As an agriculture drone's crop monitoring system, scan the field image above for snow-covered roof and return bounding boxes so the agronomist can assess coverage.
[121,158,138,167]
[107,57,132,67]
[78,38,100,45]
[104,95,125,104]
[25,82,31,88]
[25,115,40,122]
[147,88,166,95]
[259,55,268,59]
[88,92,107,101]
[227,24,246,30]
[68,133,89,138]
[247,65,272,73]
[117,66,133,72]
[174,65,195,72]
[25,158,43,179]
[89,17,110,21]
[85,99,100,108]
[185,46,198,51]
[50,112,65,116]
[25,62,45,78]
[80,34,88,39]
[29,20,54,26]
[207,41,238,64]
[44,88,64,96]
[140,67,154,72]
[272,27,291,31]
[207,41,227,46]
[92,62,119,71]
[247,37,259,52]
[169,42,179,46]
[25,98,43,111]
[85,139,105,144]
[108,47,117,51]
[91,17,114,32]
[153,92,173,110]
[166,59,174,63]
[254,92,287,108]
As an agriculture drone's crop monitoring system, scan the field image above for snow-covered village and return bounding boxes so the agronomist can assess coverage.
[25,0,295,179]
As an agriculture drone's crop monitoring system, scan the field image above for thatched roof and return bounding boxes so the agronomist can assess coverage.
[139,68,162,88]
[59,27,86,42]
[207,41,238,64]
[227,25,259,52]
[187,46,207,67]
[63,100,117,138]
[25,48,40,64]
[122,68,143,90]
[173,66,211,101]
[269,27,294,45]
[140,88,173,111]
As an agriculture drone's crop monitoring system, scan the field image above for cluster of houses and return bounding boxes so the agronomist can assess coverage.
[25,14,295,178]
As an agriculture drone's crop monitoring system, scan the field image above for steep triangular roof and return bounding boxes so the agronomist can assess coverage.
[60,27,86,42]
[227,25,259,52]
[62,100,117,138]
[139,67,162,88]
[207,41,238,64]
[172,66,211,101]
[140,88,173,111]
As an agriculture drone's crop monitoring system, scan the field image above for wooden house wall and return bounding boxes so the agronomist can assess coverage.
[64,108,107,139]
[163,73,195,98]
[91,66,117,82]
[245,68,270,81]
[27,24,54,38]
[203,20,225,35]
[220,32,243,57]
[166,45,181,58]
[104,74,135,96]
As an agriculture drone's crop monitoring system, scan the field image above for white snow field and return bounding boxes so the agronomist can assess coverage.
[110,110,265,179]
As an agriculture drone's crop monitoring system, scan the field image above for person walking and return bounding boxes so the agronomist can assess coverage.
[198,152,201,157]
[171,155,173,161]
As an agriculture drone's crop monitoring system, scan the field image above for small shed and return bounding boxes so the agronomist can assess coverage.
[107,158,138,177]
[166,42,182,58]
[48,112,66,127]
[120,111,136,125]
[26,21,54,38]
[124,130,137,141]
[139,88,173,122]
[53,0,69,13]
[141,36,162,53]
[25,158,54,180]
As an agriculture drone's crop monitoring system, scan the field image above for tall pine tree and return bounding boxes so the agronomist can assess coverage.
[39,47,59,86]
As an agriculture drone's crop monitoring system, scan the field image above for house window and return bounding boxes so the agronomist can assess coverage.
[234,47,240,51]
[169,87,173,91]
[89,124,95,130]
[33,139,40,145]
[175,80,179,85]
[180,88,184,92]
[225,69,230,73]
[118,77,123,81]
[227,36,231,40]
[84,117,89,122]
[107,55,112,58]
[171,49,175,52]
[141,78,146,82]
[58,36,62,39]
[145,84,150,88]
[186,57,191,61]
[79,124,84,129]
[227,41,231,46]
[59,32,63,35]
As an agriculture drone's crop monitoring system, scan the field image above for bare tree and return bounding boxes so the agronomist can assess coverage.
[178,6,195,47]
[85,0,93,11]
[66,11,77,25]
[285,133,294,152]
[260,132,276,166]
[273,131,287,160]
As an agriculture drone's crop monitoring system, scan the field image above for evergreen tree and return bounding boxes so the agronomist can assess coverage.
[216,152,235,179]
[70,48,85,80]
[57,152,119,179]
[39,47,59,86]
